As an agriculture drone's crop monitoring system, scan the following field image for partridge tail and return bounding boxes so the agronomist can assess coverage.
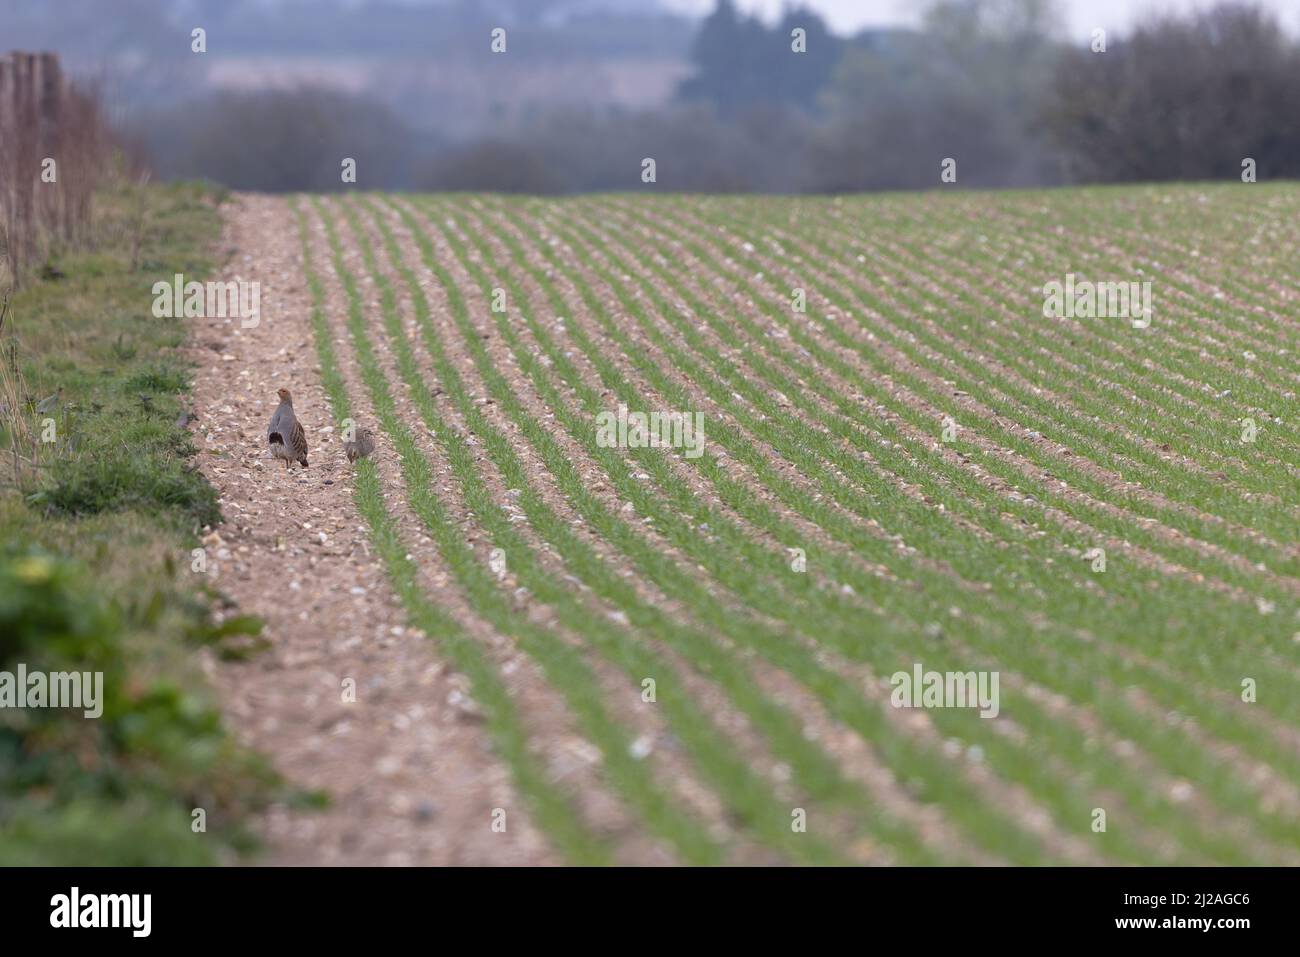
[289,419,309,468]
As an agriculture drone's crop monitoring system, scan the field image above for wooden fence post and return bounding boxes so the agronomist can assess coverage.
[0,50,95,286]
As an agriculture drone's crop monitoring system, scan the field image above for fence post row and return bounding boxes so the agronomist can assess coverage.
[0,51,96,284]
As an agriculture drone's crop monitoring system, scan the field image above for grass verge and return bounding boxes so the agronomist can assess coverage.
[0,181,277,865]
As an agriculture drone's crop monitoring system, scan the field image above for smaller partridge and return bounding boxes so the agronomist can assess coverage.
[345,427,376,463]
[268,388,308,470]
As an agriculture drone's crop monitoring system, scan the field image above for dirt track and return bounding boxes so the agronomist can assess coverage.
[190,194,554,865]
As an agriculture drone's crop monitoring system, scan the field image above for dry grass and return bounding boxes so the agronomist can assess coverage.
[0,294,40,491]
[0,52,116,288]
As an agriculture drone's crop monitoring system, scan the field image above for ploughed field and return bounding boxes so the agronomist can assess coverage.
[249,185,1299,864]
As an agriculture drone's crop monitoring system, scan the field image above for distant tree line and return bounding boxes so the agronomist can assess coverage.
[676,0,842,116]
[134,0,1300,194]
[1040,3,1300,183]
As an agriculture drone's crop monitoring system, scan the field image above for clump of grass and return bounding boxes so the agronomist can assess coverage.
[124,360,189,395]
[30,454,219,525]
[109,333,136,361]
[18,355,217,524]
[0,296,39,490]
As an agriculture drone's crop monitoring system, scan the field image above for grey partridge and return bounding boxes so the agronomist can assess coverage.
[268,388,308,470]
[345,427,376,463]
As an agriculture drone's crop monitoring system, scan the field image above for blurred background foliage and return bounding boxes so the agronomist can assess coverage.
[1,0,1291,193]
[0,547,272,865]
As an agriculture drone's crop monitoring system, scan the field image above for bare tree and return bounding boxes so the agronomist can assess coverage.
[1040,4,1300,183]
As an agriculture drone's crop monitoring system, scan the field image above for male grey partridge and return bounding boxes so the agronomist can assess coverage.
[267,388,308,470]
[344,427,376,463]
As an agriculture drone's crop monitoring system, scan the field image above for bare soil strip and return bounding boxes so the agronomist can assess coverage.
[191,194,554,864]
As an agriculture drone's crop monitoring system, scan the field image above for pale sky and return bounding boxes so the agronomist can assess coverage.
[659,0,1300,38]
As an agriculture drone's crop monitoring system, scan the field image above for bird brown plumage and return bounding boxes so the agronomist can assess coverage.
[345,427,376,463]
[267,387,308,470]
